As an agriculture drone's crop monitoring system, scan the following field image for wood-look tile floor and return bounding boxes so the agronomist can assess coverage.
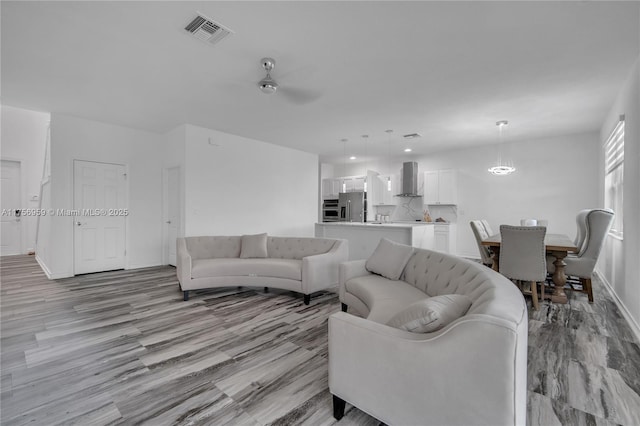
[1,255,639,425]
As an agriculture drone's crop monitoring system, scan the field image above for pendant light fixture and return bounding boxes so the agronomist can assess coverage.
[362,134,369,192]
[385,129,393,191]
[488,120,516,176]
[341,138,348,192]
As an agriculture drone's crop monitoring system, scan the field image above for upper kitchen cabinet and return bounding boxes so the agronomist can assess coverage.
[370,173,399,206]
[422,169,457,205]
[366,171,380,205]
[344,176,366,192]
[382,173,400,205]
[322,178,342,200]
[323,175,368,200]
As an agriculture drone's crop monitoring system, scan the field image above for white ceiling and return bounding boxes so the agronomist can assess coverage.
[2,1,638,164]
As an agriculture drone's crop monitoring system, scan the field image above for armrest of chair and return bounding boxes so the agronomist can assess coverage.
[302,239,348,294]
[176,238,192,287]
[328,312,526,426]
[338,259,369,302]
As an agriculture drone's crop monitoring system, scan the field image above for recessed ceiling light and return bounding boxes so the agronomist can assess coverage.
[349,156,357,160]
[404,148,412,152]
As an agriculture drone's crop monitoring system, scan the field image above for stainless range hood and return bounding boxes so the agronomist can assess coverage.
[396,161,421,197]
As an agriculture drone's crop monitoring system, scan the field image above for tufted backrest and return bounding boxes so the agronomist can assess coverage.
[185,236,241,260]
[499,225,547,282]
[267,237,337,260]
[401,248,525,324]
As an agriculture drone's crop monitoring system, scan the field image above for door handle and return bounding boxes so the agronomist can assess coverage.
[165,220,172,224]
[76,221,82,226]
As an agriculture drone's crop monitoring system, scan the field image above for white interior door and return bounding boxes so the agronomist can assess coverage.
[74,160,126,274]
[163,167,180,266]
[1,160,23,255]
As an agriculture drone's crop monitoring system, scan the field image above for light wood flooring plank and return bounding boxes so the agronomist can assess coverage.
[2,255,640,425]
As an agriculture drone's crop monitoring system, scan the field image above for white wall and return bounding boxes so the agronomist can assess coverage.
[599,57,640,331]
[184,124,319,237]
[0,105,50,253]
[45,114,164,277]
[328,132,600,258]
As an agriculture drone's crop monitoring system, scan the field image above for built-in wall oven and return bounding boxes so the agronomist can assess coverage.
[322,199,340,222]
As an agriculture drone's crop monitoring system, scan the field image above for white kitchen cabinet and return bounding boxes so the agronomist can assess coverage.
[322,178,342,200]
[345,176,366,192]
[324,175,368,200]
[422,169,457,205]
[371,174,399,206]
[433,224,457,254]
[366,171,380,206]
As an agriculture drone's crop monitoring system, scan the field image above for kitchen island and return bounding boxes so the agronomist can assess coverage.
[315,222,446,260]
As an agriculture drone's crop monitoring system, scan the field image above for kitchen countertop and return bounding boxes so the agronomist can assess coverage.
[318,221,452,228]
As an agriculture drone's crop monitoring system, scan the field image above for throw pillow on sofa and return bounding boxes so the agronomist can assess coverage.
[386,294,473,333]
[365,238,414,280]
[240,233,268,258]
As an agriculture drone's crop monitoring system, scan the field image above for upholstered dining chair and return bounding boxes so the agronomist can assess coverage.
[573,209,591,251]
[480,220,494,236]
[548,209,614,303]
[470,220,493,267]
[499,225,547,310]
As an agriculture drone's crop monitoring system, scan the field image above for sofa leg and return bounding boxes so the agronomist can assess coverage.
[264,287,269,293]
[183,291,189,301]
[341,303,348,312]
[304,294,311,305]
[332,395,346,420]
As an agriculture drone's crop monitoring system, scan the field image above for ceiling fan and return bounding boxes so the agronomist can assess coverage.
[256,57,321,105]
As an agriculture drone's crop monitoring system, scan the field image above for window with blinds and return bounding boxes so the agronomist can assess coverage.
[604,115,624,238]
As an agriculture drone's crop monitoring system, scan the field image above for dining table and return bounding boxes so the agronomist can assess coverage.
[481,233,578,304]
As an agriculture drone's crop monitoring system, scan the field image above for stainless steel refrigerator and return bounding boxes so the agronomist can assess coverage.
[338,192,367,222]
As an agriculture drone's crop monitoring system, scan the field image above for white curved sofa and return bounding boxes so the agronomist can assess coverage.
[330,240,528,425]
[176,234,348,304]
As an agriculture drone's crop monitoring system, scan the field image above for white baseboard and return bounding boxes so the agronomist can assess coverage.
[35,254,52,278]
[595,269,640,344]
[34,254,73,279]
[126,262,164,270]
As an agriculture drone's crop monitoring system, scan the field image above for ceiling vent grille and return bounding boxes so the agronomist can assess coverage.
[184,13,233,45]
[403,133,422,139]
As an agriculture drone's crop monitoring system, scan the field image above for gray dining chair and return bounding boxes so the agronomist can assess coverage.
[499,225,547,310]
[470,220,493,267]
[548,209,614,303]
[573,209,590,251]
[480,220,494,236]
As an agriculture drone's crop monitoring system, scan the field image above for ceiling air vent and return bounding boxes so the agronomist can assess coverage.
[184,13,233,45]
[403,133,422,139]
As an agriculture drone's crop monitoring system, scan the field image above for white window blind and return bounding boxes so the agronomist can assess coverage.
[604,115,624,238]
[604,117,624,173]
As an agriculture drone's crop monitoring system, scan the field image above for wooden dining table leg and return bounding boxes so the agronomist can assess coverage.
[491,246,500,272]
[549,250,569,304]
